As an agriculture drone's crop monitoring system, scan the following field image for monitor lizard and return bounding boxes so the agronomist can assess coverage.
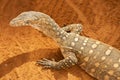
[10,11,120,80]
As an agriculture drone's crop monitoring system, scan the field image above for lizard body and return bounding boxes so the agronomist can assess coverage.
[10,11,120,80]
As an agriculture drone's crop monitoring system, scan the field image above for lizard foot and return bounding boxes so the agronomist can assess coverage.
[36,58,56,69]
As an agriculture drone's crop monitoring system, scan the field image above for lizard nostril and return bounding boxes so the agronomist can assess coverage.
[9,20,15,26]
[25,20,30,25]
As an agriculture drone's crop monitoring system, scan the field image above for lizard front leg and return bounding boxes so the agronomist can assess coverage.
[62,24,82,34]
[36,47,78,69]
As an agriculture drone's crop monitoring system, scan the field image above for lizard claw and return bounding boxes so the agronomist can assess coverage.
[36,58,56,69]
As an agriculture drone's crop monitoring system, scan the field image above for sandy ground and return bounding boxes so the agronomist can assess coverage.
[0,0,120,80]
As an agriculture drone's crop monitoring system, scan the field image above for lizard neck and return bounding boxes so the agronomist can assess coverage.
[30,22,68,44]
[10,11,68,44]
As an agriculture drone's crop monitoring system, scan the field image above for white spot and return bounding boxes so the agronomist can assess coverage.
[78,51,82,54]
[95,62,100,67]
[83,43,86,46]
[101,56,106,60]
[109,47,113,49]
[96,41,100,44]
[118,58,120,62]
[66,34,69,37]
[60,30,64,34]
[80,47,84,50]
[89,50,93,54]
[113,63,119,68]
[84,40,87,43]
[108,70,114,75]
[71,42,75,46]
[84,57,89,62]
[105,49,111,55]
[74,37,79,41]
[92,44,97,48]
[69,60,72,63]
[53,27,56,30]
[104,65,107,68]
[56,28,59,30]
[65,63,69,67]
[76,34,79,36]
[84,38,89,42]
[62,36,66,40]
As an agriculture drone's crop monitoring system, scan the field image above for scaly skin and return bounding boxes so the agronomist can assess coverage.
[10,11,120,80]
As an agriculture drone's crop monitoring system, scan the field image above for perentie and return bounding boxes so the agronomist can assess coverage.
[10,11,120,80]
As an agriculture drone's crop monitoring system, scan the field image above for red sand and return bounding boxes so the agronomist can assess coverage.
[0,0,120,80]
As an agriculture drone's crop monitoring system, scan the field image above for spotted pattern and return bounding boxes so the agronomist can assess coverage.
[83,38,88,45]
[71,42,75,46]
[62,36,66,40]
[70,37,79,47]
[80,38,89,51]
[104,65,108,68]
[92,44,97,48]
[95,62,100,67]
[108,70,114,75]
[74,37,79,42]
[105,47,113,56]
[84,38,89,42]
[84,57,89,62]
[78,51,82,54]
[65,63,69,67]
[113,63,119,68]
[80,47,84,50]
[89,50,93,54]
[119,58,120,62]
[60,30,64,34]
[101,56,106,60]
[91,41,100,49]
[83,43,87,46]
[105,49,112,55]
[10,11,120,80]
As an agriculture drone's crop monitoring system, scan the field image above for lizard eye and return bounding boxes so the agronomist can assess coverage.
[25,20,30,24]
[66,30,71,33]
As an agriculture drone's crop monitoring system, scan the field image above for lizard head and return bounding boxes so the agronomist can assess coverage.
[9,11,49,27]
[9,11,64,40]
[9,11,59,31]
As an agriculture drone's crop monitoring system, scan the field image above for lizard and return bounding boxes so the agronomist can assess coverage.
[9,11,120,80]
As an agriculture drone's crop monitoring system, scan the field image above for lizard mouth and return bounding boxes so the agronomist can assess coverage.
[9,18,29,27]
[10,19,21,27]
